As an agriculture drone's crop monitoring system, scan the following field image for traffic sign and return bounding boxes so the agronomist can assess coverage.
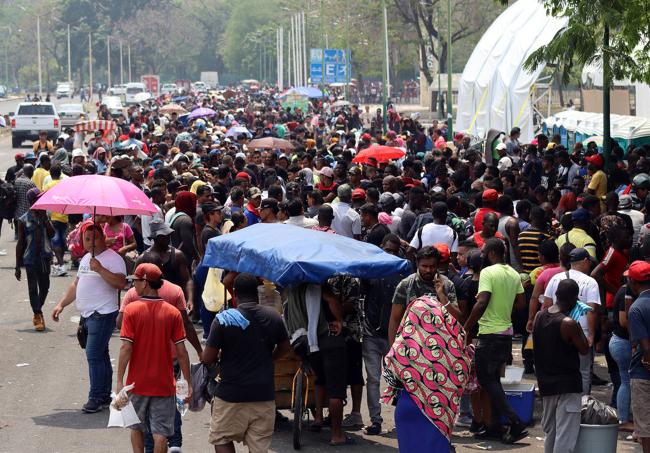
[310,48,351,84]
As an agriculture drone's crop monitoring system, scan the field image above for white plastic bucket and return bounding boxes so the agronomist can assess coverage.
[574,423,618,453]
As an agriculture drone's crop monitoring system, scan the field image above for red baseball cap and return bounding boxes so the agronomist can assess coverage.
[482,189,499,201]
[15,153,25,160]
[351,188,366,200]
[361,133,372,142]
[624,260,650,282]
[235,171,251,181]
[585,154,604,167]
[128,263,163,283]
[433,243,450,263]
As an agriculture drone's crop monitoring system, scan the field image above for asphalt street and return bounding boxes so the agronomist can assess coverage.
[0,96,641,452]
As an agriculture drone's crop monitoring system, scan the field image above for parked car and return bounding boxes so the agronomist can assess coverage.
[125,82,150,105]
[10,102,60,147]
[108,84,127,96]
[58,103,87,127]
[161,83,179,96]
[192,81,208,94]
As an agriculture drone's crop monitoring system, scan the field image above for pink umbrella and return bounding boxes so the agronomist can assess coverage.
[32,175,158,216]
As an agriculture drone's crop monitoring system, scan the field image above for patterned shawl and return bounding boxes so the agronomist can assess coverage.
[381,295,471,440]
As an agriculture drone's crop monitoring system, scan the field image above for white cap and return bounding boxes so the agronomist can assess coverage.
[496,143,507,151]
[72,148,85,158]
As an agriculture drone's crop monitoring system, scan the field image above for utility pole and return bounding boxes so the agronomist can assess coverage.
[302,11,307,85]
[381,0,389,131]
[88,33,93,100]
[119,41,123,85]
[446,0,453,138]
[127,44,132,83]
[67,24,71,82]
[107,36,111,88]
[320,0,325,90]
[287,26,292,87]
[603,24,611,168]
[37,15,42,96]
[345,4,350,99]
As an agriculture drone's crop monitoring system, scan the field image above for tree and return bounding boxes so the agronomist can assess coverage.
[392,0,503,85]
[525,0,650,165]
[117,5,206,76]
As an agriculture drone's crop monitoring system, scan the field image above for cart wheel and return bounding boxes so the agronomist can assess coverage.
[293,369,305,450]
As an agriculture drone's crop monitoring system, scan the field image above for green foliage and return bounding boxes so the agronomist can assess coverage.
[525,0,650,85]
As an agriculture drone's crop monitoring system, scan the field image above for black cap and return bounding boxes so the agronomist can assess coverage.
[360,202,379,216]
[260,197,279,213]
[201,201,223,215]
[569,248,590,262]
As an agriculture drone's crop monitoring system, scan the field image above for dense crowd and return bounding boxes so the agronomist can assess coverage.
[6,84,650,453]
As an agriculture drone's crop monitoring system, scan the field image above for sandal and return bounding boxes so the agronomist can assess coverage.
[329,436,356,446]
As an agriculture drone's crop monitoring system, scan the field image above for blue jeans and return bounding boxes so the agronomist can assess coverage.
[609,334,632,422]
[85,311,118,402]
[362,335,389,425]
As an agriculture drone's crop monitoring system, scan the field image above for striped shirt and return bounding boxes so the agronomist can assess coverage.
[518,228,552,274]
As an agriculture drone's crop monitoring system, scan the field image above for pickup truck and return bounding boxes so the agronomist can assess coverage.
[11,102,60,148]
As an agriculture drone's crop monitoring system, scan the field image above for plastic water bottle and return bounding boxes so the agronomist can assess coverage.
[175,378,189,416]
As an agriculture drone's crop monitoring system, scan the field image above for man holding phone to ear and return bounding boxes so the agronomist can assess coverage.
[388,246,458,346]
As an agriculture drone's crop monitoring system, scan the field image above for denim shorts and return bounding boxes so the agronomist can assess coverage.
[52,221,68,249]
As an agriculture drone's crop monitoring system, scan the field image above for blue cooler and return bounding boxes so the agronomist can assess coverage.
[500,383,536,425]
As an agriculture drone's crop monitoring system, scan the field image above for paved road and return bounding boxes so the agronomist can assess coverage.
[0,96,641,452]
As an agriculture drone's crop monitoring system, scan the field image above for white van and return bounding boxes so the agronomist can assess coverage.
[125,82,148,105]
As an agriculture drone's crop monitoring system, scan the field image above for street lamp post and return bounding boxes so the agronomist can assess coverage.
[107,35,111,88]
[88,33,93,100]
[446,0,453,138]
[37,15,42,96]
[381,0,389,132]
[127,44,132,83]
[67,24,71,82]
[119,41,123,85]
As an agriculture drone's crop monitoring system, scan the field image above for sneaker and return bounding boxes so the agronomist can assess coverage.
[502,421,528,444]
[168,448,182,453]
[365,422,382,435]
[54,265,68,277]
[33,314,45,332]
[82,399,104,413]
[474,426,505,440]
[341,412,364,429]
[469,420,485,433]
[456,414,473,428]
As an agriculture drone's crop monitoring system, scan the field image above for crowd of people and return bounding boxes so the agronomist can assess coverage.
[5,83,650,453]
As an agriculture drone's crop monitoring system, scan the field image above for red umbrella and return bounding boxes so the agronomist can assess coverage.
[352,146,406,164]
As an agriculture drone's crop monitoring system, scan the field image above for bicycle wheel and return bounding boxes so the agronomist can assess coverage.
[293,369,305,450]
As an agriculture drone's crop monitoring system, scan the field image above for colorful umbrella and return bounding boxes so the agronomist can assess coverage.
[248,137,295,150]
[32,175,158,216]
[187,107,216,120]
[159,103,188,115]
[352,145,406,164]
[203,223,411,286]
[226,126,252,138]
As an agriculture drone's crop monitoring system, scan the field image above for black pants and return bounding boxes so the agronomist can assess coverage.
[26,262,51,315]
[475,334,520,427]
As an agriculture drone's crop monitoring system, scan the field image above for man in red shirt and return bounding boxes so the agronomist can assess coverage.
[474,189,499,233]
[591,227,632,309]
[117,263,191,453]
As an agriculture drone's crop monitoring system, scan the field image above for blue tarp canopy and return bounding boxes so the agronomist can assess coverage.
[280,86,323,99]
[203,223,411,286]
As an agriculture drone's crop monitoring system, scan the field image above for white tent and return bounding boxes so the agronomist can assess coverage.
[456,0,568,142]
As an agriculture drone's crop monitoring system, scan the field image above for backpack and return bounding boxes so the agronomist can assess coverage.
[0,182,17,219]
[67,223,87,259]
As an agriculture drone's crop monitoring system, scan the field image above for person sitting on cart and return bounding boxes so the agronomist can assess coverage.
[284,282,351,446]
[203,273,290,453]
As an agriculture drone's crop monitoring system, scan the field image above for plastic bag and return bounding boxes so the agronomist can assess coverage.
[190,362,219,411]
[107,383,140,428]
[202,268,230,312]
[581,395,618,425]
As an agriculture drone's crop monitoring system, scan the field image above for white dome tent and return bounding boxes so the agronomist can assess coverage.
[455,0,568,142]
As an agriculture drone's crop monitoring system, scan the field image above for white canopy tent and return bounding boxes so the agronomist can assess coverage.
[456,0,568,142]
